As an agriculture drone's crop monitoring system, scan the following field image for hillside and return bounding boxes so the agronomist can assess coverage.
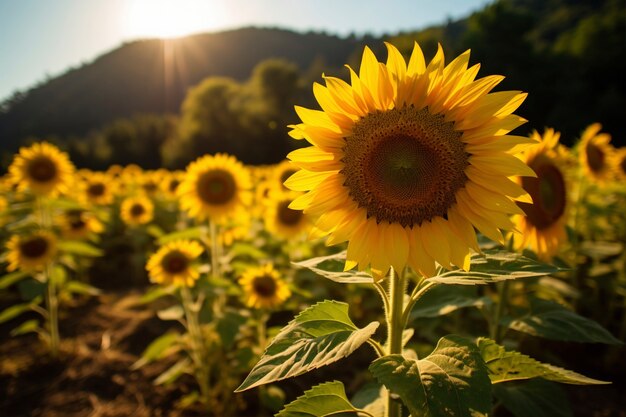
[0,27,363,153]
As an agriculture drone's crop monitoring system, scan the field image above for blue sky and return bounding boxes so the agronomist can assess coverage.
[0,0,491,101]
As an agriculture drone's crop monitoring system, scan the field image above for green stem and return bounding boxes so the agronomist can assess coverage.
[401,281,437,332]
[45,263,60,358]
[209,221,220,280]
[386,267,406,417]
[181,286,211,404]
[490,280,510,343]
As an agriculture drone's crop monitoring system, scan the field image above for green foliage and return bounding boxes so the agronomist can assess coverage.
[429,250,562,285]
[236,300,380,392]
[477,338,608,384]
[292,251,375,284]
[493,379,573,417]
[0,298,41,324]
[369,335,492,417]
[58,240,104,257]
[132,332,182,370]
[276,381,361,417]
[503,298,622,345]
[410,285,491,319]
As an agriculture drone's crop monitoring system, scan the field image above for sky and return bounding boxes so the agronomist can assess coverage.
[0,0,491,101]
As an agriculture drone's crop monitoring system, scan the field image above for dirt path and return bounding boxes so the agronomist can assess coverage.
[0,290,206,417]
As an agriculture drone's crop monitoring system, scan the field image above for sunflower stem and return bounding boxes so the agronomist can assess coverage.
[45,262,60,358]
[385,266,405,417]
[490,280,510,343]
[181,286,211,406]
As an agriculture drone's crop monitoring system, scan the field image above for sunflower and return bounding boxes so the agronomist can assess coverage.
[8,142,75,197]
[120,196,154,226]
[146,240,204,286]
[81,172,116,206]
[141,171,165,197]
[286,42,534,278]
[239,264,291,309]
[59,209,104,240]
[265,192,311,240]
[6,230,58,272]
[611,147,626,181]
[272,160,298,192]
[511,129,569,260]
[577,123,615,183]
[161,171,185,199]
[177,153,252,222]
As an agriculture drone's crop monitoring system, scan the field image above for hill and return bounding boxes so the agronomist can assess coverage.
[0,27,364,155]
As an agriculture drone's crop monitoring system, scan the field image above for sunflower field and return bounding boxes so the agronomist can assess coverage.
[1,42,625,417]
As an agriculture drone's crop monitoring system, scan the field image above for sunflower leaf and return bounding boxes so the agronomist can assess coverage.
[132,331,181,370]
[292,251,374,284]
[369,335,491,417]
[58,240,103,257]
[10,319,41,336]
[429,250,562,285]
[235,300,379,392]
[0,297,41,324]
[478,337,609,384]
[0,271,29,290]
[493,379,573,417]
[276,381,362,417]
[502,298,622,345]
[157,227,206,245]
[410,285,492,319]
[154,357,192,386]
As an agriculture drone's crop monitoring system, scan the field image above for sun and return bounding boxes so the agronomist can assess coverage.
[123,0,225,39]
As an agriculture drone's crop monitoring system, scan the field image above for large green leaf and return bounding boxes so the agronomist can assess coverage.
[276,381,361,417]
[493,380,573,417]
[369,335,491,417]
[235,300,379,392]
[477,338,609,384]
[293,251,374,284]
[503,298,622,345]
[0,271,29,290]
[58,240,103,257]
[410,285,491,319]
[429,250,561,285]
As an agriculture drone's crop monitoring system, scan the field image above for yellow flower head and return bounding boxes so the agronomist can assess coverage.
[512,129,569,260]
[8,142,75,197]
[577,123,615,183]
[272,160,298,193]
[81,172,116,206]
[611,147,626,181]
[59,209,104,240]
[265,192,311,240]
[161,171,185,199]
[239,264,291,309]
[146,240,204,287]
[120,195,154,226]
[178,153,252,223]
[286,42,534,278]
[6,230,58,272]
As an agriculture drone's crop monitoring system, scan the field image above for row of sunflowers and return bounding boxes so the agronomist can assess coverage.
[1,43,625,416]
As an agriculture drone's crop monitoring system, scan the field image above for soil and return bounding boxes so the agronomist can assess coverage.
[1,288,625,417]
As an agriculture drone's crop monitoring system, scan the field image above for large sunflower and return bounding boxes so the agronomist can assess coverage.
[265,192,311,240]
[178,153,252,222]
[6,230,58,272]
[8,142,75,197]
[577,123,615,183]
[120,195,154,226]
[286,43,534,277]
[239,264,291,309]
[146,240,204,287]
[512,129,568,260]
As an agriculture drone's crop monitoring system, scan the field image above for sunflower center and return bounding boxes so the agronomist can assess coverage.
[277,200,303,226]
[586,143,605,173]
[88,183,105,197]
[196,170,236,205]
[342,106,467,227]
[143,182,158,194]
[252,274,277,298]
[518,157,566,230]
[27,157,57,183]
[20,236,49,258]
[130,203,145,217]
[161,251,189,273]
